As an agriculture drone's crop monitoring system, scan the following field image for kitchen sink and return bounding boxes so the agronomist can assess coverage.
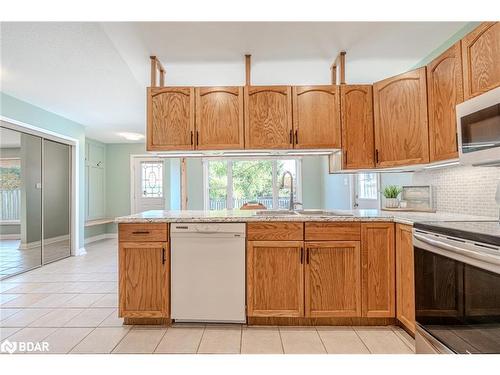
[295,209,354,216]
[254,210,299,216]
[254,209,353,216]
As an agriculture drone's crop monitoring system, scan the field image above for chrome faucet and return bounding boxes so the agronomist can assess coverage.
[281,170,302,211]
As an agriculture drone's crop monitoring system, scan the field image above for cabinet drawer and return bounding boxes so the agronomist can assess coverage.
[247,222,304,241]
[119,223,168,242]
[305,222,361,241]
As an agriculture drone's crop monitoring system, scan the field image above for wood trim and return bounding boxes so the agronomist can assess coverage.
[247,222,304,241]
[245,54,251,86]
[339,51,346,84]
[395,224,416,334]
[248,316,396,326]
[181,158,187,210]
[124,317,171,326]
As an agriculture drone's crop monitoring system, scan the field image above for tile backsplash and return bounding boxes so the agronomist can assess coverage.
[412,165,500,218]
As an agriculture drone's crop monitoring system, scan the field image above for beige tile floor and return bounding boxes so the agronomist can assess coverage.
[0,238,415,354]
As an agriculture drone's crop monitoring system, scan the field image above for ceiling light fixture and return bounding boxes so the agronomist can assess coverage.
[118,132,144,141]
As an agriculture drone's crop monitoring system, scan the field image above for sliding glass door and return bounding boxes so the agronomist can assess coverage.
[42,139,71,264]
[0,126,72,279]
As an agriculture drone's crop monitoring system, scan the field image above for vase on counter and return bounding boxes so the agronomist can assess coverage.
[385,198,399,208]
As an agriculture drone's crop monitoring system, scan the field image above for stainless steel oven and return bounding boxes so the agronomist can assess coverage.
[413,222,500,354]
[457,86,500,166]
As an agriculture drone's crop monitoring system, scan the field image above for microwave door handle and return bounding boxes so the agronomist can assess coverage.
[414,233,500,267]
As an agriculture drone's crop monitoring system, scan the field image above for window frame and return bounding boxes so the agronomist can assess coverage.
[202,157,302,210]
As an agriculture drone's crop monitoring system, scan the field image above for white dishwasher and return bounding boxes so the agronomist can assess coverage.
[170,223,246,323]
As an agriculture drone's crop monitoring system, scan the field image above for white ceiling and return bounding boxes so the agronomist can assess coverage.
[1,22,467,143]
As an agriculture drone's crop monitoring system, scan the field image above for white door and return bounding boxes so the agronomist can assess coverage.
[353,173,380,209]
[133,158,165,213]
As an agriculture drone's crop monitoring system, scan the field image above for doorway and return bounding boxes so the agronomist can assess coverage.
[0,126,72,279]
[132,157,166,213]
[352,173,381,209]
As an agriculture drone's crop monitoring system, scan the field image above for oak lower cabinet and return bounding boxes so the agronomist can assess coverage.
[305,241,362,317]
[462,22,500,99]
[195,87,244,150]
[395,224,415,334]
[427,42,464,162]
[361,223,395,317]
[147,87,195,151]
[292,86,341,149]
[340,85,375,169]
[119,241,169,318]
[244,86,293,149]
[373,67,429,167]
[246,240,304,317]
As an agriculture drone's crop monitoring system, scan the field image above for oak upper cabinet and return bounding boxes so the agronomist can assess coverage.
[305,241,361,317]
[195,87,244,150]
[147,87,195,151]
[361,222,395,317]
[244,86,293,149]
[461,22,500,99]
[247,240,304,317]
[340,85,375,169]
[292,86,341,149]
[373,68,429,167]
[395,224,415,334]
[427,42,464,162]
[119,241,169,318]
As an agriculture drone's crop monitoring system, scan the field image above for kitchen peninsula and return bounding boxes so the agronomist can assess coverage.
[116,209,492,334]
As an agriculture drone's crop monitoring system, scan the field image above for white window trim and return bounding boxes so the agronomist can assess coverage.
[202,157,302,210]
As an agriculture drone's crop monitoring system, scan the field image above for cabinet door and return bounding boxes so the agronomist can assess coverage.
[462,22,500,99]
[244,86,293,149]
[305,241,361,317]
[361,223,395,317]
[292,86,341,149]
[119,241,169,318]
[147,87,195,151]
[340,85,375,169]
[427,42,464,162]
[247,240,304,317]
[395,224,415,333]
[195,87,244,150]
[373,68,429,167]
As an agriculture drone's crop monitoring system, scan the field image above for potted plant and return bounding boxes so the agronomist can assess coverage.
[383,185,402,208]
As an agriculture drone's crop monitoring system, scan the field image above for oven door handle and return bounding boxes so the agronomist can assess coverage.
[414,233,500,268]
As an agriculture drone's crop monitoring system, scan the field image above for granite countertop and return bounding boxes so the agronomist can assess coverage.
[115,209,496,226]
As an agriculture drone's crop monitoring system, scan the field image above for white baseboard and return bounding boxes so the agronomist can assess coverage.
[0,234,21,240]
[19,234,70,250]
[84,233,117,245]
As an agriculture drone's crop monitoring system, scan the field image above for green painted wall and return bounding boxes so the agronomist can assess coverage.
[412,22,480,68]
[301,156,324,209]
[0,92,86,248]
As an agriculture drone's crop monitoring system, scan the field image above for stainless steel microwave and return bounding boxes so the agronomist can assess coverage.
[457,86,500,166]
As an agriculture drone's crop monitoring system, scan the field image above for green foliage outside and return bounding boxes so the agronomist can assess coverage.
[208,160,293,202]
[0,167,21,190]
